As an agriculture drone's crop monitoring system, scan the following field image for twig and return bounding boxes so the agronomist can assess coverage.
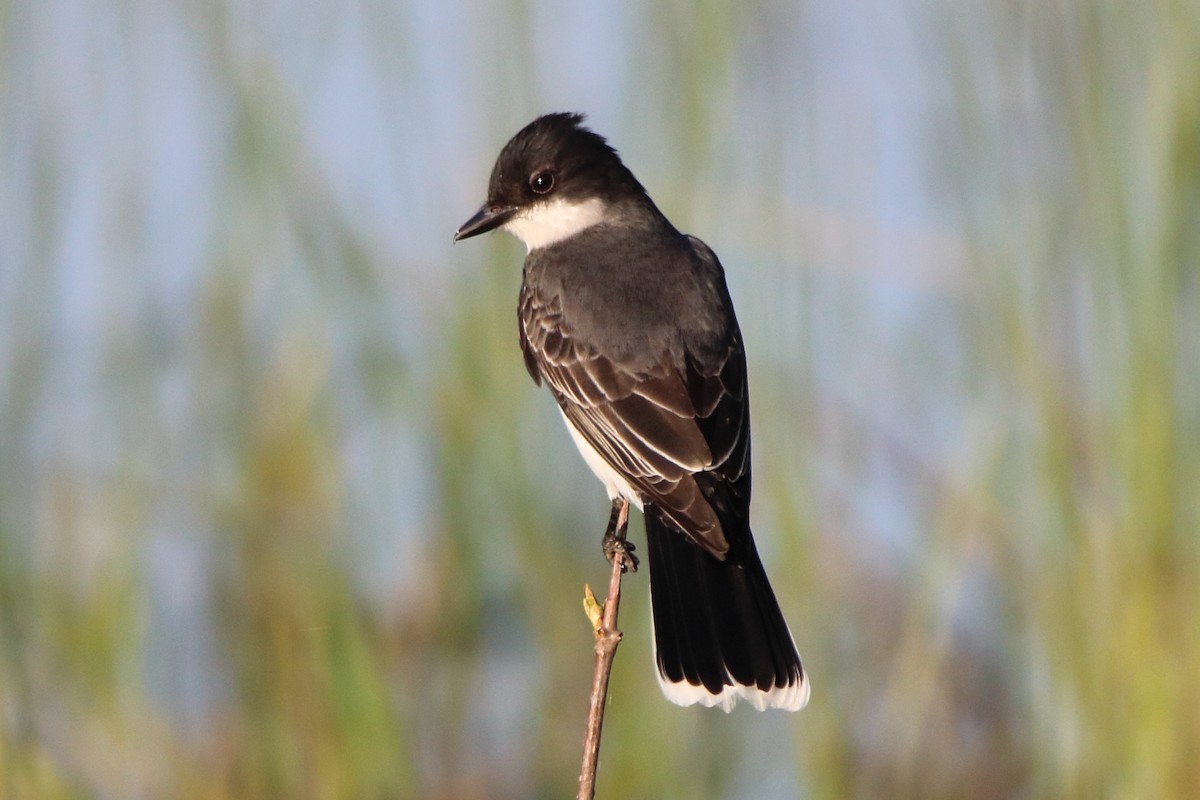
[577,501,630,800]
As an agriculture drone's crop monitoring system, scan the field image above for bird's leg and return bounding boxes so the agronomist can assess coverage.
[600,498,637,573]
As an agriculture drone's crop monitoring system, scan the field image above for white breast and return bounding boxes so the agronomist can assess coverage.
[557,408,644,509]
[504,197,607,251]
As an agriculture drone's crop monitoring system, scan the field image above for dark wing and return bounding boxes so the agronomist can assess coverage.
[518,272,751,558]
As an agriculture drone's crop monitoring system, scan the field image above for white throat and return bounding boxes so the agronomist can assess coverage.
[504,197,607,252]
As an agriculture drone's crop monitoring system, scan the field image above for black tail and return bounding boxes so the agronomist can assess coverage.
[645,508,809,711]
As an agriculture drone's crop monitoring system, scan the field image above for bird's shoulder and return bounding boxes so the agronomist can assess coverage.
[517,223,748,427]
[527,224,733,353]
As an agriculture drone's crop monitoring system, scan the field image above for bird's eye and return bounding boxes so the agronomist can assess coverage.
[530,171,555,194]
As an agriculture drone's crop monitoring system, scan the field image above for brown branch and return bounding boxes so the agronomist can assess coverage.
[577,501,630,800]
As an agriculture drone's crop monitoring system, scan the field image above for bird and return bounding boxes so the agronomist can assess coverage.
[454,112,808,712]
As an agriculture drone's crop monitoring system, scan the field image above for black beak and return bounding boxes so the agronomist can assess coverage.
[454,203,518,241]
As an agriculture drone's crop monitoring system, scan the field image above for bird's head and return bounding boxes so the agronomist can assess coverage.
[454,113,646,251]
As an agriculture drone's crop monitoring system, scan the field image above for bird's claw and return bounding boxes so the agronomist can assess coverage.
[602,533,639,573]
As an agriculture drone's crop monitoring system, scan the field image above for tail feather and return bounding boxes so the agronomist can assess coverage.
[645,508,809,712]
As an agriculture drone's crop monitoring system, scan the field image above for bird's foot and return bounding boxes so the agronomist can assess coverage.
[601,499,637,573]
[602,532,639,573]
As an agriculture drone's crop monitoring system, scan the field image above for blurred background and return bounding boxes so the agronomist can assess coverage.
[2,0,1198,797]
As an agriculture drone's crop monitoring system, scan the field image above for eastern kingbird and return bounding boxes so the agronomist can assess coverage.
[454,113,808,712]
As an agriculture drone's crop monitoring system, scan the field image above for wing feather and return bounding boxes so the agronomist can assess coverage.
[518,249,750,558]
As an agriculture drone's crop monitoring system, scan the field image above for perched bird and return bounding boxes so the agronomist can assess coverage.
[454,113,808,711]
